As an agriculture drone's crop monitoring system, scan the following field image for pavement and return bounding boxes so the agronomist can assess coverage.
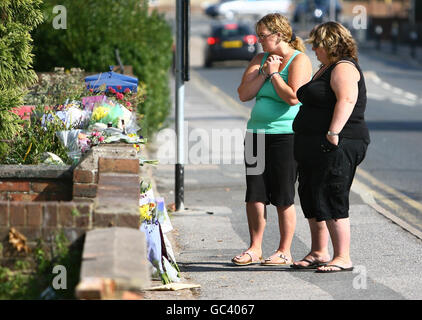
[142,18,422,300]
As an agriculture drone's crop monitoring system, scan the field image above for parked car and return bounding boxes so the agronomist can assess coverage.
[204,22,258,67]
[293,0,342,23]
[205,0,292,20]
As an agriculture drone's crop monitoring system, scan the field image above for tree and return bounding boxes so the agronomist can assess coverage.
[0,0,43,160]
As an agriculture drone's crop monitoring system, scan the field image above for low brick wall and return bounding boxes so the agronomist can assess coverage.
[0,165,73,202]
[0,143,142,268]
[0,180,73,202]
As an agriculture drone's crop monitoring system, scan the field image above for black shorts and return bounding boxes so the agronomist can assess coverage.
[245,132,297,207]
[294,134,368,221]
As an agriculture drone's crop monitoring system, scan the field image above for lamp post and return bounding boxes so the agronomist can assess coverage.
[175,0,190,211]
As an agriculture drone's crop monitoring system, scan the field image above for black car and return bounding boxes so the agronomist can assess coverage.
[293,0,342,23]
[204,22,258,67]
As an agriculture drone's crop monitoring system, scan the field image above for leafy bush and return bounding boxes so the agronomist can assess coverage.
[0,0,43,159]
[25,68,87,107]
[32,0,173,138]
[1,104,70,165]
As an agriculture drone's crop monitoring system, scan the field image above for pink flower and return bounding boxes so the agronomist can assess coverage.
[116,92,124,100]
[99,136,105,142]
[124,88,131,94]
[125,101,132,108]
[117,85,122,90]
[89,88,94,93]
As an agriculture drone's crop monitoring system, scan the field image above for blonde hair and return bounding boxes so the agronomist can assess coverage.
[307,22,358,63]
[256,13,306,52]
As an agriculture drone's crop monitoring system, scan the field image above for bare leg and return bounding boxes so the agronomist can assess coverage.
[317,218,352,271]
[233,201,266,263]
[292,218,330,267]
[272,204,296,261]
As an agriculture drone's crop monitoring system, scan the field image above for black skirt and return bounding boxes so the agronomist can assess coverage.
[244,132,297,207]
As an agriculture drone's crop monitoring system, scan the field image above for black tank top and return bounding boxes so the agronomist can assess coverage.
[293,58,370,143]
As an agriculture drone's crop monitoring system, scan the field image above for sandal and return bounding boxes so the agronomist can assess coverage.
[261,252,292,266]
[232,250,262,266]
[315,264,354,273]
[291,258,328,270]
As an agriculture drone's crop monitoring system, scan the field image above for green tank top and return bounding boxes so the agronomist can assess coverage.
[247,50,302,134]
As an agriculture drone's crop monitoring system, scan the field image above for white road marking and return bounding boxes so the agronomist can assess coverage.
[364,71,421,107]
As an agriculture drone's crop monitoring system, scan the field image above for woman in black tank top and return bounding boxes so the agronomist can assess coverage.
[291,22,370,273]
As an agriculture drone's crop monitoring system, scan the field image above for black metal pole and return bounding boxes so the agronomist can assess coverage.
[175,163,184,211]
[183,0,190,82]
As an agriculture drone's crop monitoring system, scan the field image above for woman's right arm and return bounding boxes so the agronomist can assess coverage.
[237,53,266,102]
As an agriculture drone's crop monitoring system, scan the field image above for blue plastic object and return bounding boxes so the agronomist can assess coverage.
[85,66,138,93]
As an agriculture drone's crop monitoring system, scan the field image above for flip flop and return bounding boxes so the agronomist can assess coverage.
[290,258,328,270]
[261,252,292,266]
[232,250,262,266]
[315,264,354,273]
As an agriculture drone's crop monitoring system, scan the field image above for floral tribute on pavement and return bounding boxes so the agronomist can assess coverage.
[139,181,181,284]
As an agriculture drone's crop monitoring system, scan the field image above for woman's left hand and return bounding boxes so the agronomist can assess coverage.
[326,134,339,146]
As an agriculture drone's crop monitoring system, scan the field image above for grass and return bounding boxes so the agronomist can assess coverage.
[0,231,84,300]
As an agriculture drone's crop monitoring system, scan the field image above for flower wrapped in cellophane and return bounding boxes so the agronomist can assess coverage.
[139,180,180,284]
[90,101,124,127]
[56,129,82,165]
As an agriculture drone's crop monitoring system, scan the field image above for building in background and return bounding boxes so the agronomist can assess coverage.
[338,0,422,44]
[341,0,410,19]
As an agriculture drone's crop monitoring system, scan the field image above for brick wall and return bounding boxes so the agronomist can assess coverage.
[0,143,142,267]
[0,201,93,267]
[73,169,98,202]
[0,179,72,202]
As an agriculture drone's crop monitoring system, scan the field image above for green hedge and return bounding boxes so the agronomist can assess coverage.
[32,0,173,138]
[0,0,43,160]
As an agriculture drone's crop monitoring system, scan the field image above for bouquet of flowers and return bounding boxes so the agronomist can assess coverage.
[77,130,107,153]
[56,129,82,165]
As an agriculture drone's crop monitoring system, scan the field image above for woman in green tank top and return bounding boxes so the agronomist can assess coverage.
[232,14,312,266]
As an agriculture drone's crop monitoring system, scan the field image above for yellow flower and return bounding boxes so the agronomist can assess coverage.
[139,204,152,221]
[92,106,109,121]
